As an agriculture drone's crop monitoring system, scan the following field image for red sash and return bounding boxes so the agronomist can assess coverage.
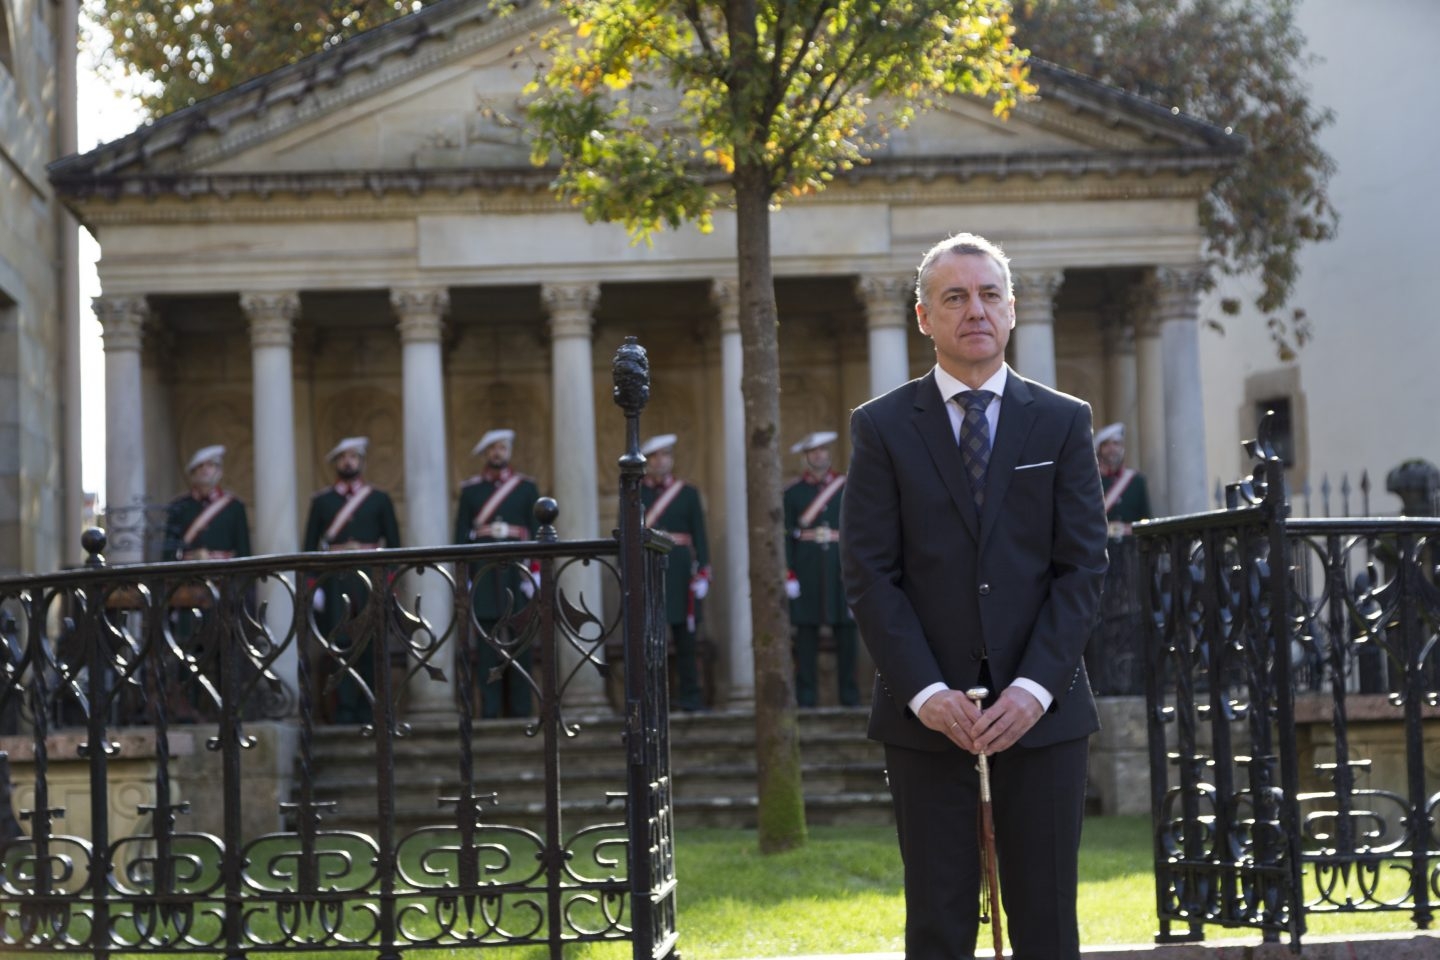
[798,474,846,528]
[324,484,373,548]
[183,492,234,549]
[474,474,525,532]
[1102,468,1136,515]
[645,480,686,529]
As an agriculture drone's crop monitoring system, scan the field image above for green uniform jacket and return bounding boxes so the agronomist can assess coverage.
[641,477,710,627]
[1101,469,1152,525]
[162,491,252,559]
[453,469,540,621]
[784,471,852,627]
[303,484,402,553]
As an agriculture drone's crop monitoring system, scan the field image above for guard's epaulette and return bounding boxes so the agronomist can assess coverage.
[311,487,337,500]
[460,475,485,488]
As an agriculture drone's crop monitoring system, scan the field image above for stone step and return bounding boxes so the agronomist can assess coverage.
[300,706,893,833]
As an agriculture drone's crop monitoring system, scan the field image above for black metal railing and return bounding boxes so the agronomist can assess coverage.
[1138,418,1440,951]
[0,338,679,960]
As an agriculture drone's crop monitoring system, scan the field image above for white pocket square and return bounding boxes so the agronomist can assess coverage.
[1014,460,1054,471]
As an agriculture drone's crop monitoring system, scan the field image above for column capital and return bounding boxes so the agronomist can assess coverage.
[1128,281,1161,338]
[92,296,149,352]
[241,291,301,348]
[710,278,741,334]
[391,287,450,343]
[855,273,913,330]
[1011,269,1065,325]
[1153,266,1207,323]
[542,282,600,339]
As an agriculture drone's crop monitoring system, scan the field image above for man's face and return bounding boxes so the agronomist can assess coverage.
[915,252,1014,378]
[334,450,364,480]
[485,440,512,469]
[647,448,674,478]
[1098,439,1125,470]
[804,446,832,474]
[189,461,221,490]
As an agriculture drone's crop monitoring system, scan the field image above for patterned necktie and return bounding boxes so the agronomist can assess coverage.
[957,390,995,510]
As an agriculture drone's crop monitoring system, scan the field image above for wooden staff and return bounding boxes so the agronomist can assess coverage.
[967,686,1004,958]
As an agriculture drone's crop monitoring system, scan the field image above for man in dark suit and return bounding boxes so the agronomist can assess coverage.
[840,233,1108,960]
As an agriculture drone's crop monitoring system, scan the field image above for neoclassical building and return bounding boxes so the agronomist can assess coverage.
[51,0,1239,704]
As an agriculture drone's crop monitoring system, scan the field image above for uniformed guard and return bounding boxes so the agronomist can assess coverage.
[1095,422,1152,537]
[161,444,252,721]
[302,436,402,724]
[162,445,251,561]
[784,431,859,707]
[640,434,711,712]
[454,428,541,719]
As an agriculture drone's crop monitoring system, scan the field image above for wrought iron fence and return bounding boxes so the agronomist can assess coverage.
[0,338,678,960]
[1139,419,1440,950]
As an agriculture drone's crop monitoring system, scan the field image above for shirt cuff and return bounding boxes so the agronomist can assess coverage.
[908,682,949,717]
[1011,676,1053,712]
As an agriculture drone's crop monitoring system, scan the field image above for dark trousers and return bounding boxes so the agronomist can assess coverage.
[793,623,860,707]
[883,734,1088,960]
[475,620,534,719]
[670,622,703,711]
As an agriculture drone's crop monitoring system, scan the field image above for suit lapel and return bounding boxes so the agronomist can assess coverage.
[979,369,1038,550]
[911,371,980,541]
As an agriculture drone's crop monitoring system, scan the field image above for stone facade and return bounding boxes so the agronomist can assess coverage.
[52,0,1239,706]
[0,0,77,576]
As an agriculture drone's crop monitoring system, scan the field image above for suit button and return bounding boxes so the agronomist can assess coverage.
[978,583,991,596]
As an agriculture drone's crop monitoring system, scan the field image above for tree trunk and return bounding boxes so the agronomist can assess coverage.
[733,163,806,853]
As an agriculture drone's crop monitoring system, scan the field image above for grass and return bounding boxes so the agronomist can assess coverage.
[10,817,1424,960]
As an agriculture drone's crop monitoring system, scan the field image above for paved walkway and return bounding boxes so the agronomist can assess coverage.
[740,932,1440,959]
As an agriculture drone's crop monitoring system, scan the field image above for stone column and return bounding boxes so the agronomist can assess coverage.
[1011,270,1064,388]
[392,287,456,718]
[1156,267,1209,516]
[241,292,302,705]
[856,274,912,400]
[93,296,149,563]
[712,279,753,707]
[1101,303,1139,446]
[1131,282,1167,515]
[541,282,607,708]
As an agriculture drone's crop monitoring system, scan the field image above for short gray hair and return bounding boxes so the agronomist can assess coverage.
[914,233,1013,307]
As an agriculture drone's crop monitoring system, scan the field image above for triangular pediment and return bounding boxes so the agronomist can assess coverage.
[51,0,1237,193]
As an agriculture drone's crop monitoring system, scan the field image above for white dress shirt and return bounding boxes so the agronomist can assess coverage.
[909,364,1055,717]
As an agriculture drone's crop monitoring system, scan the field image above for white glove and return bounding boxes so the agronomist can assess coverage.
[518,576,536,599]
[785,577,801,600]
[312,587,326,613]
[690,576,709,601]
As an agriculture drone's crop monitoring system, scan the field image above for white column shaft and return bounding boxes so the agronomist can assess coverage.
[1012,270,1064,388]
[714,280,753,707]
[94,296,148,563]
[1135,328,1167,514]
[394,288,455,718]
[243,292,301,706]
[856,274,912,400]
[1158,269,1209,516]
[544,283,606,708]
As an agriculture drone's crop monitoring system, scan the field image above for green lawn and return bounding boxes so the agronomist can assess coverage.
[13,816,1424,960]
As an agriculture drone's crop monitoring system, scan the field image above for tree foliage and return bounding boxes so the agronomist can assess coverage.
[86,0,428,116]
[1013,0,1337,358]
[522,0,1028,854]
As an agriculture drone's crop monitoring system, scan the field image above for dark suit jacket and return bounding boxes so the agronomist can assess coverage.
[840,366,1108,751]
